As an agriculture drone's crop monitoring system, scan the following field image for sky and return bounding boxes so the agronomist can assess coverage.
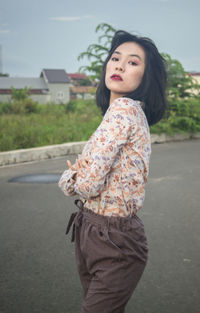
[0,0,200,77]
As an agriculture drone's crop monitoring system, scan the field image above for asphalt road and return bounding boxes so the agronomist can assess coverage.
[0,139,200,313]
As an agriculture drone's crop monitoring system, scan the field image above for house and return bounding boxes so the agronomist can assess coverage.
[70,86,96,100]
[67,72,96,99]
[189,72,200,95]
[67,72,90,86]
[190,72,200,85]
[0,69,70,104]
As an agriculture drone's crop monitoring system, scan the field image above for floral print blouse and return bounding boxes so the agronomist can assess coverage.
[58,97,151,217]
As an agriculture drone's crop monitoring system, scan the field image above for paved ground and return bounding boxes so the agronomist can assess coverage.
[0,139,200,313]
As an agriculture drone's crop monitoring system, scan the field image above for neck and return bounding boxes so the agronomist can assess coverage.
[109,92,125,105]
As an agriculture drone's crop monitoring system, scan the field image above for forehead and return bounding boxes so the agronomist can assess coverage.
[114,41,145,60]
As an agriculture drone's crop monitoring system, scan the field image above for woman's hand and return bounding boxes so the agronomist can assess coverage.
[67,155,93,179]
[66,160,77,181]
[66,160,76,171]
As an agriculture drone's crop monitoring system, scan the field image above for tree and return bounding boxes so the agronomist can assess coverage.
[10,86,31,101]
[78,77,92,86]
[162,53,200,99]
[10,87,38,114]
[78,22,200,97]
[78,23,116,81]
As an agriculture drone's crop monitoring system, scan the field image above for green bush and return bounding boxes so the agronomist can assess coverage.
[0,101,13,114]
[11,99,38,114]
[0,100,102,151]
[65,99,78,113]
[169,116,198,132]
[0,99,38,115]
[37,102,66,115]
[151,97,200,135]
[0,97,200,152]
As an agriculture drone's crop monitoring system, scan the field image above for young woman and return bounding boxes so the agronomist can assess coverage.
[59,30,167,313]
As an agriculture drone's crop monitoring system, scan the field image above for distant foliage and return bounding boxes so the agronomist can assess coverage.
[0,87,39,114]
[78,22,200,99]
[78,78,93,86]
[11,86,30,101]
[150,97,200,135]
[0,101,12,114]
[1,26,200,152]
[11,98,38,114]
[0,97,200,152]
[162,54,200,98]
[0,99,102,152]
[0,73,9,77]
[78,23,116,81]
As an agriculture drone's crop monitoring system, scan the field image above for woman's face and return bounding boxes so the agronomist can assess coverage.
[105,41,146,103]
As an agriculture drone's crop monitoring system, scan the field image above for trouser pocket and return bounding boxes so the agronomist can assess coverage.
[105,220,148,263]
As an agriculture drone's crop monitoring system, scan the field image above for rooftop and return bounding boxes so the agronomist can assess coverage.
[67,73,88,80]
[188,72,200,76]
[0,77,48,90]
[41,69,70,83]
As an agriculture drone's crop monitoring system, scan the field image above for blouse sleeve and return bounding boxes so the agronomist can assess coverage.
[58,168,77,196]
[72,97,139,199]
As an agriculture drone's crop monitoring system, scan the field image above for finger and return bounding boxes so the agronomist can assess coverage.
[67,160,73,168]
[82,160,91,170]
[76,158,84,169]
[76,159,81,169]
[76,157,90,170]
[67,160,71,168]
[81,159,87,167]
[67,160,75,171]
[80,171,86,178]
[85,157,93,164]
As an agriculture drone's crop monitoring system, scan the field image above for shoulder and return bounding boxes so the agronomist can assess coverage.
[108,97,144,119]
[111,98,149,130]
[109,97,143,110]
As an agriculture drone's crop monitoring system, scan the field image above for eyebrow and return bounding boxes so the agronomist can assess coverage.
[113,50,142,61]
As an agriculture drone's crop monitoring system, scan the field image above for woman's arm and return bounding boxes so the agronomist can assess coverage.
[58,155,92,196]
[70,98,139,199]
[58,166,77,196]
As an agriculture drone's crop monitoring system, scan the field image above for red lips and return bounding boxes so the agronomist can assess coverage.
[110,74,123,81]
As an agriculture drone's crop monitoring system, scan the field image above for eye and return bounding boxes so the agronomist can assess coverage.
[129,61,138,66]
[111,57,119,61]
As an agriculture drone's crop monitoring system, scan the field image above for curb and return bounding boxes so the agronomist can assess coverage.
[0,133,200,167]
[0,142,86,167]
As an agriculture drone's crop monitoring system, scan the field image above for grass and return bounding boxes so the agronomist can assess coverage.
[0,97,200,152]
[0,100,102,152]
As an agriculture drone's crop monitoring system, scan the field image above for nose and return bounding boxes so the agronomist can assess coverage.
[115,62,125,72]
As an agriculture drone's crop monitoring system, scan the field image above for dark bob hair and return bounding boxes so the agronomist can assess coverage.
[96,30,167,126]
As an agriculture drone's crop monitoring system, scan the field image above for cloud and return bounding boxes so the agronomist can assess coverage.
[50,16,81,22]
[50,15,95,22]
[152,0,169,2]
[0,29,10,34]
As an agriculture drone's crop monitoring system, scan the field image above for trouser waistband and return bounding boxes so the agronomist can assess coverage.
[66,199,139,242]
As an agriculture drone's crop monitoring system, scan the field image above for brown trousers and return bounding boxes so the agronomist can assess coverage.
[67,199,148,313]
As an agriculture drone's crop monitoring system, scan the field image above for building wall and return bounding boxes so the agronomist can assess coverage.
[29,94,51,104]
[75,93,95,100]
[0,94,11,102]
[192,75,200,85]
[0,83,70,104]
[47,83,70,103]
[0,93,50,104]
[191,74,200,95]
